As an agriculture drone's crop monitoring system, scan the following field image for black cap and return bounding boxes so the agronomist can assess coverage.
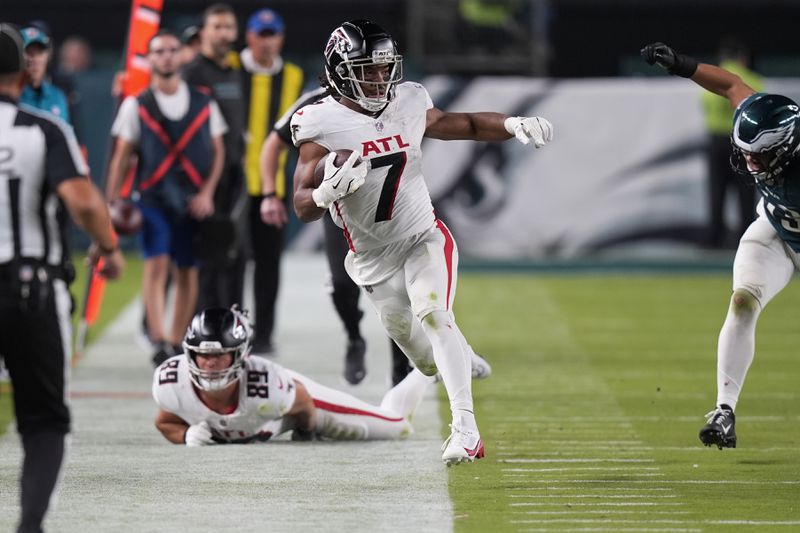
[180,25,200,45]
[0,24,24,75]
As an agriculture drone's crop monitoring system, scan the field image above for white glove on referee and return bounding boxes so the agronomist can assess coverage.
[184,421,214,447]
[504,116,554,148]
[311,152,368,209]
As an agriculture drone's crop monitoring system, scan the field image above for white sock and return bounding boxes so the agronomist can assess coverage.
[420,310,474,418]
[716,298,761,411]
[380,369,435,419]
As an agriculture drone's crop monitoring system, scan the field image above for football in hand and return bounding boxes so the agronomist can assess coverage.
[108,198,143,236]
[313,149,362,187]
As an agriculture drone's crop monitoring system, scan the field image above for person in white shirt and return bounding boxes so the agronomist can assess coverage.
[291,20,553,465]
[106,29,227,367]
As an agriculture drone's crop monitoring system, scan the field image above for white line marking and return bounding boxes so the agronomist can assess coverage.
[508,487,675,492]
[512,510,691,515]
[501,458,655,463]
[502,466,663,475]
[510,502,685,507]
[517,529,700,533]
[505,479,800,485]
[508,494,677,499]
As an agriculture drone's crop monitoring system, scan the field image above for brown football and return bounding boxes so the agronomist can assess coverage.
[109,198,143,236]
[313,149,361,187]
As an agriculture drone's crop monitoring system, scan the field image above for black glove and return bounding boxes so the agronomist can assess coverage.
[640,42,698,78]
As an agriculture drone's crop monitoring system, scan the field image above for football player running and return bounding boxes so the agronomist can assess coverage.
[153,307,434,445]
[290,20,553,465]
[642,42,800,450]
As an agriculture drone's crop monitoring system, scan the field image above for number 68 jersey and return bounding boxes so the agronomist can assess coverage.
[152,354,297,444]
[291,82,437,256]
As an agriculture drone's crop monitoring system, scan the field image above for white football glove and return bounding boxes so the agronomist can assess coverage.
[311,152,368,209]
[184,421,214,447]
[504,116,554,148]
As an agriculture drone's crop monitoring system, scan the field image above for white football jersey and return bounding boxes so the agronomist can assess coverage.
[291,82,436,255]
[152,354,296,443]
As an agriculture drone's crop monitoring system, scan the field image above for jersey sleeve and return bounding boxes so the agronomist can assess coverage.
[267,361,297,417]
[151,357,184,415]
[209,99,229,138]
[289,105,323,148]
[43,118,89,188]
[110,96,141,143]
[276,88,327,145]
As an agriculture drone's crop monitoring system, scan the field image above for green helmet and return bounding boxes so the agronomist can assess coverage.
[731,93,800,186]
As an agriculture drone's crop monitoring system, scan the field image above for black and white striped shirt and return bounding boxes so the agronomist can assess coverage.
[0,94,88,268]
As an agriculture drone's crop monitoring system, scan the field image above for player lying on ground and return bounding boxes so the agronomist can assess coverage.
[642,42,800,449]
[153,306,438,444]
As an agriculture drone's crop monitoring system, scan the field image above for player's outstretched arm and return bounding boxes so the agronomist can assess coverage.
[286,380,317,440]
[641,42,756,108]
[155,409,193,444]
[425,108,553,148]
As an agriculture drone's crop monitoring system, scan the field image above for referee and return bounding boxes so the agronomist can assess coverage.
[0,24,124,533]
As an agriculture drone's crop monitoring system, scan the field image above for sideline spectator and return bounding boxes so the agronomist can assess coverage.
[183,3,247,312]
[106,29,226,366]
[240,8,304,355]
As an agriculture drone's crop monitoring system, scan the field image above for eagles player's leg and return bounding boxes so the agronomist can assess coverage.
[700,216,795,449]
[406,223,484,466]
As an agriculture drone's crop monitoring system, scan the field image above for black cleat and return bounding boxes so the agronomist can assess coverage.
[699,404,737,449]
[344,338,366,385]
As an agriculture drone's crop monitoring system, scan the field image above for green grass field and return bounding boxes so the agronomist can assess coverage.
[449,273,800,532]
[3,265,799,531]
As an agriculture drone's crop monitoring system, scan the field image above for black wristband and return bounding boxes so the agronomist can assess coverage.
[263,192,277,199]
[671,54,698,78]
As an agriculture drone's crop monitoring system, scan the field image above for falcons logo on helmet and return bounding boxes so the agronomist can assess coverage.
[325,28,352,61]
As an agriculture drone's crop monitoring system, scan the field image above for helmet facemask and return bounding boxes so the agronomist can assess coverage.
[331,53,403,112]
[324,20,403,113]
[730,94,800,187]
[183,307,252,391]
[185,342,247,391]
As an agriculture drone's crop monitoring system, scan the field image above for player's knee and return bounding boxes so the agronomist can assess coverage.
[421,310,449,331]
[380,311,413,342]
[730,289,760,318]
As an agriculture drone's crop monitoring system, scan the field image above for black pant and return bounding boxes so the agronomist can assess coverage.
[323,214,412,381]
[323,212,362,340]
[196,164,246,311]
[708,134,757,247]
[0,279,70,532]
[249,196,285,346]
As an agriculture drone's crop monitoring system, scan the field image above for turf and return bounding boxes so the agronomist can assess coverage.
[448,273,800,532]
[0,254,143,436]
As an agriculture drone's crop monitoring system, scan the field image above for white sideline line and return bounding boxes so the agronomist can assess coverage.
[493,415,800,422]
[518,529,701,533]
[495,440,645,446]
[503,467,660,472]
[510,502,685,507]
[505,473,665,478]
[508,487,675,491]
[505,479,800,485]
[501,458,655,463]
[513,511,691,515]
[508,494,677,499]
[514,519,800,526]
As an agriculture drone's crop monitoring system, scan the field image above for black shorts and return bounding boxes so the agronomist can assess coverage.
[0,279,72,435]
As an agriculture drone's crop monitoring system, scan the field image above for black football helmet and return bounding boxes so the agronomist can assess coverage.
[183,306,251,391]
[731,93,800,186]
[323,19,403,112]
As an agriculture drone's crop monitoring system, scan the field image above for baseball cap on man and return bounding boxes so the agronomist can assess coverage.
[21,26,50,49]
[0,24,25,74]
[247,9,284,34]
